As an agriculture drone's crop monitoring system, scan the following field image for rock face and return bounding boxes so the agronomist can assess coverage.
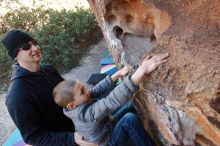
[87,0,220,145]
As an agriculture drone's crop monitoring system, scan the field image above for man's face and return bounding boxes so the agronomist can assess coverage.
[72,81,91,106]
[16,41,42,63]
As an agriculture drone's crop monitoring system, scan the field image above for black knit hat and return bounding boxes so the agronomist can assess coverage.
[1,29,34,59]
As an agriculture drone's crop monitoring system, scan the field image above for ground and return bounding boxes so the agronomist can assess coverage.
[0,39,107,145]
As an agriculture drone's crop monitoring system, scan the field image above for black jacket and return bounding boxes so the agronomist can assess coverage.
[6,64,76,146]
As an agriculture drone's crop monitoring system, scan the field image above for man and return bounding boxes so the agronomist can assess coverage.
[1,29,98,146]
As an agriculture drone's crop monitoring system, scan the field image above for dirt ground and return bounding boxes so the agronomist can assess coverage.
[0,39,107,145]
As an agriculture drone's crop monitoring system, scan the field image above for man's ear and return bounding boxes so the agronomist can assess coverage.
[67,102,77,110]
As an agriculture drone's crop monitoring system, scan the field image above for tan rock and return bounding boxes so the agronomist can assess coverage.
[88,0,220,145]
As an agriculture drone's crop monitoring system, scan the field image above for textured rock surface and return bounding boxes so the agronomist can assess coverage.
[87,0,220,145]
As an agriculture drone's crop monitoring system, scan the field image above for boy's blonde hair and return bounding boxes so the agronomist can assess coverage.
[53,80,77,108]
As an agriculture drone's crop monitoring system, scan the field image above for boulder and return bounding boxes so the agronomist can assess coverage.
[87,0,220,145]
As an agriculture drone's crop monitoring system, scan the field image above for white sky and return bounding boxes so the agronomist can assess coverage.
[0,0,90,16]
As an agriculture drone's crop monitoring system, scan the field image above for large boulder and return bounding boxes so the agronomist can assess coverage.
[87,0,220,145]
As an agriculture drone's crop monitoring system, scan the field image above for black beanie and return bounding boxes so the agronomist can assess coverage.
[1,29,34,59]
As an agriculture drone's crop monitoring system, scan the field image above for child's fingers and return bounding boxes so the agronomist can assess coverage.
[124,66,129,72]
[161,53,169,59]
[152,53,169,62]
[156,59,168,66]
[144,54,150,60]
[143,54,150,61]
[127,65,133,72]
[140,54,150,65]
[158,53,169,60]
[124,65,131,70]
[123,65,133,72]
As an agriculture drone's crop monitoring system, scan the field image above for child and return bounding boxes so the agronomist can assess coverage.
[53,53,169,146]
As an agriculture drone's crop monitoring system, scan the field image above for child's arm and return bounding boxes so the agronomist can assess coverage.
[79,53,169,122]
[80,75,139,123]
[89,66,132,98]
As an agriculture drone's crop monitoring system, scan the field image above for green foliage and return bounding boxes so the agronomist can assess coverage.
[0,37,14,70]
[0,6,102,74]
[0,37,13,90]
[0,7,50,33]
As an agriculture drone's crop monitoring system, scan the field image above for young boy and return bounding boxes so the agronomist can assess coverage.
[53,53,169,146]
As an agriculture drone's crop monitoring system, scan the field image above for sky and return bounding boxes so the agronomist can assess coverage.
[0,0,90,16]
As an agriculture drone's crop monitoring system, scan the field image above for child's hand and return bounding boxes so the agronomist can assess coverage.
[118,65,133,77]
[111,65,132,82]
[131,53,169,85]
[140,53,169,74]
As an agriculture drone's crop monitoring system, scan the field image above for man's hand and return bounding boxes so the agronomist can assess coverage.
[74,132,98,146]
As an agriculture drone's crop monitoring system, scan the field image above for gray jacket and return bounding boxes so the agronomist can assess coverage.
[64,75,139,146]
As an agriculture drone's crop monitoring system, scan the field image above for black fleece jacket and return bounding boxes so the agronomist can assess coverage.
[6,63,76,146]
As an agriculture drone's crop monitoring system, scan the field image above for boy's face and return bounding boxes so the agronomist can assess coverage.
[72,81,91,106]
